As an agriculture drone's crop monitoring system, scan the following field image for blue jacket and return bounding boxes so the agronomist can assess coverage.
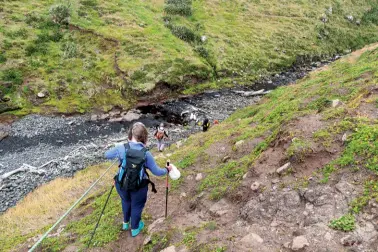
[105,141,168,181]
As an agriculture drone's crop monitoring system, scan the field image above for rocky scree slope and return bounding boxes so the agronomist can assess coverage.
[1,0,378,114]
[20,45,378,251]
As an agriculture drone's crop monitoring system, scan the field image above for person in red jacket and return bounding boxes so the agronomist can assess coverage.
[154,123,169,152]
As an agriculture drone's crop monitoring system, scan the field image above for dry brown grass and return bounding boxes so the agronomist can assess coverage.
[0,162,118,251]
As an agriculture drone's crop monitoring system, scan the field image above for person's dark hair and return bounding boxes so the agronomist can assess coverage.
[128,122,148,144]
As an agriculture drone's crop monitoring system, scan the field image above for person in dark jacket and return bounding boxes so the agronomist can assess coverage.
[202,118,210,132]
[105,122,172,237]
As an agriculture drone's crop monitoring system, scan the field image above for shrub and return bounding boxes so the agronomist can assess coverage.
[166,0,192,5]
[6,28,28,39]
[164,3,192,16]
[25,12,44,26]
[329,214,355,231]
[49,4,71,25]
[36,29,63,43]
[62,42,78,58]
[0,52,6,64]
[166,24,199,43]
[362,7,378,25]
[1,69,23,85]
[80,0,98,9]
[25,43,48,56]
[194,45,209,58]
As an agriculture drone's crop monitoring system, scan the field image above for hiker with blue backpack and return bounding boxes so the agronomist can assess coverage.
[105,122,172,237]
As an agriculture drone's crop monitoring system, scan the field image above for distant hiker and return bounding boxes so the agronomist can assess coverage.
[105,122,172,237]
[213,119,219,125]
[202,118,210,132]
[154,122,169,152]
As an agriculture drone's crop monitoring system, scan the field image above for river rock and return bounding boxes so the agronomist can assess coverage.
[195,173,203,181]
[148,217,165,233]
[109,117,123,123]
[109,110,121,117]
[160,246,176,252]
[235,140,244,148]
[90,114,98,121]
[240,233,264,246]
[332,99,342,108]
[340,234,361,246]
[324,232,332,241]
[122,111,140,121]
[335,181,354,196]
[276,162,291,174]
[100,114,110,120]
[37,91,47,98]
[222,156,230,163]
[180,192,187,199]
[209,199,230,216]
[272,178,280,184]
[356,221,377,242]
[291,236,309,251]
[0,131,9,141]
[251,181,260,191]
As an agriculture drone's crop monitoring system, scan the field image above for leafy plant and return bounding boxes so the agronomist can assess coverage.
[182,231,197,247]
[62,42,78,58]
[194,45,209,58]
[49,3,71,25]
[337,125,378,172]
[0,52,6,63]
[350,180,378,214]
[329,214,356,231]
[1,69,23,86]
[166,24,199,43]
[25,43,48,56]
[362,7,378,25]
[164,3,192,16]
[286,138,312,162]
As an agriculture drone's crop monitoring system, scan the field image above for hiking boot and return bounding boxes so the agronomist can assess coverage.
[131,220,144,237]
[122,222,129,231]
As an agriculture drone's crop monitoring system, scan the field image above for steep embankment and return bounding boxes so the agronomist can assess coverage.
[1,0,378,114]
[3,44,378,252]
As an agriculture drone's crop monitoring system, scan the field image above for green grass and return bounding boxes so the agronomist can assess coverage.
[329,214,356,232]
[1,0,378,114]
[350,180,378,214]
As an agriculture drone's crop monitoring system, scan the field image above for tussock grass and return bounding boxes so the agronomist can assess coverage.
[0,163,116,251]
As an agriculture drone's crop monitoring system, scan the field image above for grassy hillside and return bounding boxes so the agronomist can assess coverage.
[1,0,378,114]
[3,44,378,251]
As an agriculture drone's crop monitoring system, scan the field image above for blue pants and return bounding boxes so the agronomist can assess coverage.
[115,182,148,229]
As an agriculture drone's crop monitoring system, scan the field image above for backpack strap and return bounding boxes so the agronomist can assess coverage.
[144,168,157,193]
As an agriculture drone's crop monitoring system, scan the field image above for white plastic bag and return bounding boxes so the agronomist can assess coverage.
[169,164,181,180]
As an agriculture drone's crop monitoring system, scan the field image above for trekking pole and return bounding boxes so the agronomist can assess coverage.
[165,160,170,218]
[87,185,115,248]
